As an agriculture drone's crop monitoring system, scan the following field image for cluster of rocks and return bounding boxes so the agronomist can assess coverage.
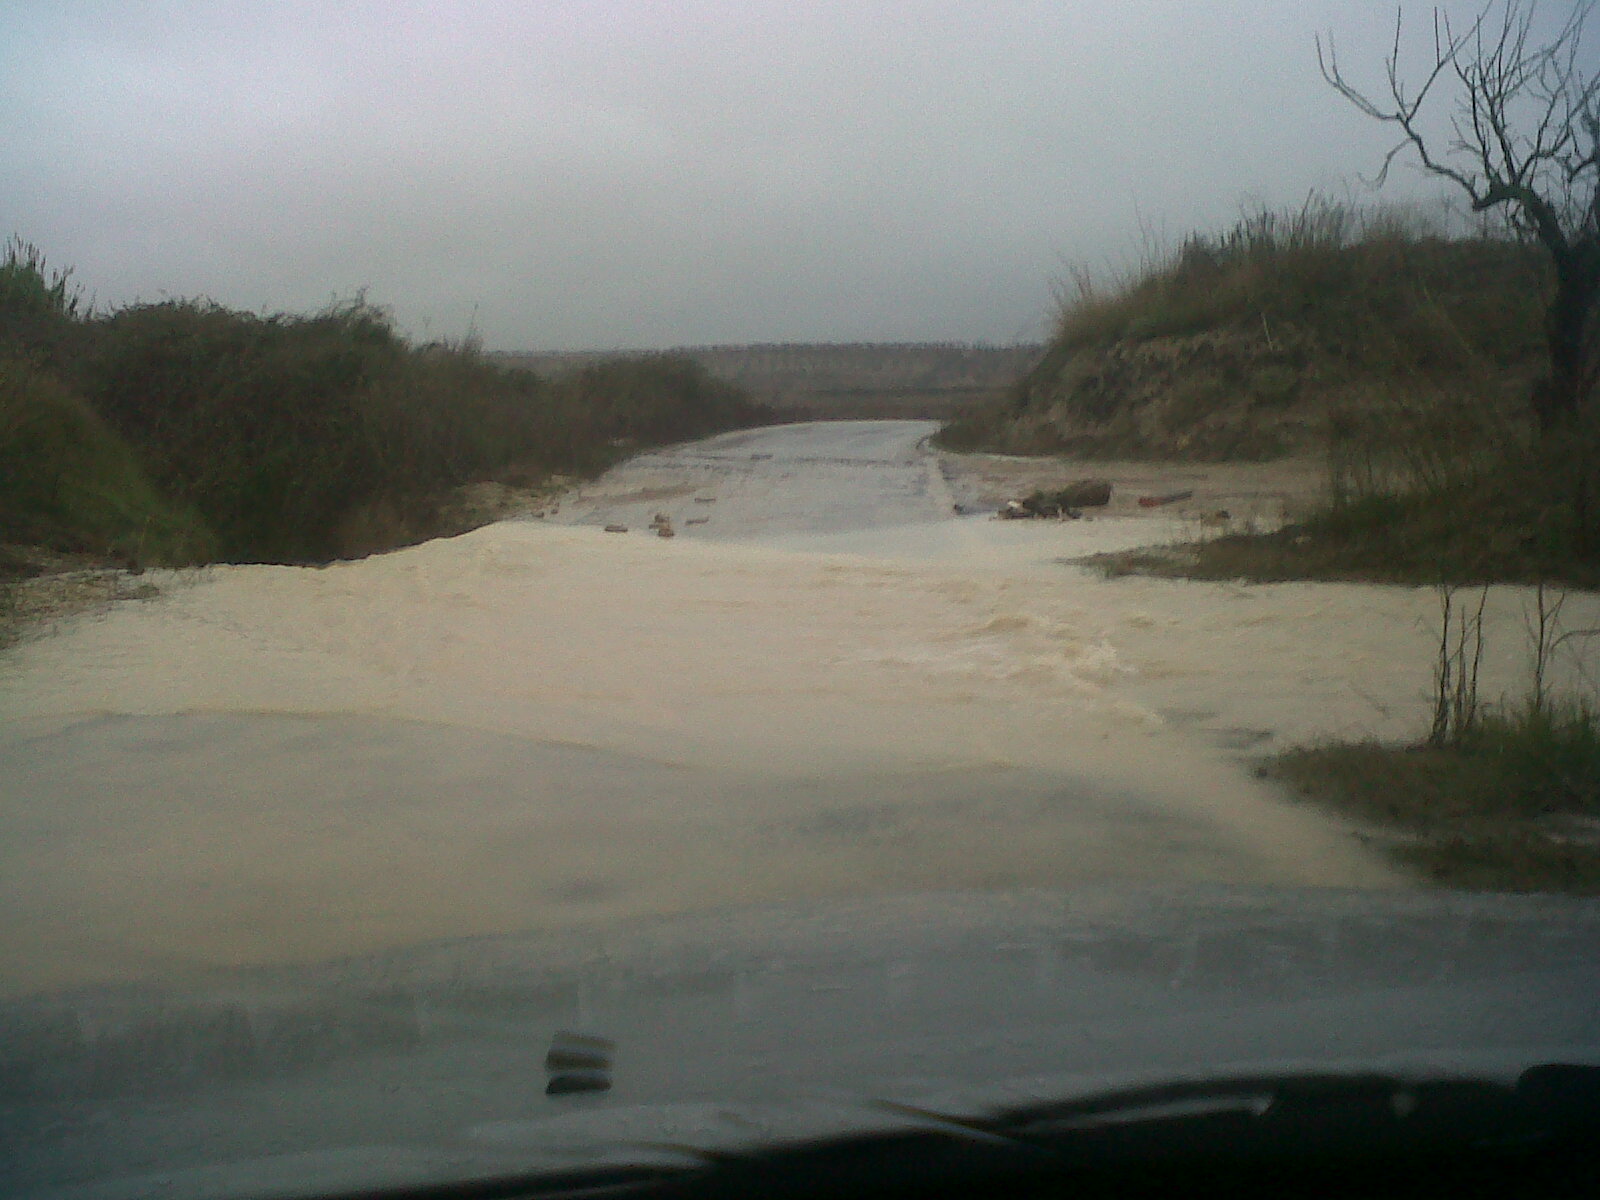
[602,502,720,535]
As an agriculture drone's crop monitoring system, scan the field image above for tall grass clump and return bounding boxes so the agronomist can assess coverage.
[0,237,85,366]
[1047,195,1532,357]
[1048,196,1360,350]
[1466,697,1600,816]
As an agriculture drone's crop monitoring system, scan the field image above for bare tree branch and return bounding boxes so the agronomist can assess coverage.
[1321,1,1600,431]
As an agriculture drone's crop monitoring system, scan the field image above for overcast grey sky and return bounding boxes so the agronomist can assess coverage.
[0,2,1529,350]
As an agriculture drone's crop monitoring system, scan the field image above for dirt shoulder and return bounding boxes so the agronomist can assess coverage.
[1,474,576,649]
[0,545,162,649]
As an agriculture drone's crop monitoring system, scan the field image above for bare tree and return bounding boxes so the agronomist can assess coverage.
[1318,2,1599,434]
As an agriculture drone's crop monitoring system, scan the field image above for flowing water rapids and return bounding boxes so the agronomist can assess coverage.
[2,421,1590,998]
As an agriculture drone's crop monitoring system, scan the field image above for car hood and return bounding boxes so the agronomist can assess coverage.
[5,885,1599,1198]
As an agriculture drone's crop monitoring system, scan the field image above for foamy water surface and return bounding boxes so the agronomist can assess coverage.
[3,422,1592,995]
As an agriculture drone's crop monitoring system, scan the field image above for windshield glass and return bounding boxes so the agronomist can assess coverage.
[3,4,1598,1198]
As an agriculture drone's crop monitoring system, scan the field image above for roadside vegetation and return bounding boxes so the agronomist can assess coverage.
[1267,582,1600,892]
[1269,702,1600,892]
[1,238,768,608]
[936,198,1544,464]
[940,0,1600,891]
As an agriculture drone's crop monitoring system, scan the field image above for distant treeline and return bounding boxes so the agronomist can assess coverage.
[0,241,769,566]
[499,341,1044,421]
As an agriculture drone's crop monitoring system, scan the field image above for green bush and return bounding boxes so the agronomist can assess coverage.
[87,299,406,561]
[0,358,212,562]
[1,245,772,565]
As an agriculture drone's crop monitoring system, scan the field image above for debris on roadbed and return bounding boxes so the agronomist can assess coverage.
[998,479,1112,520]
[1,552,162,648]
[936,450,1323,534]
[1137,489,1195,508]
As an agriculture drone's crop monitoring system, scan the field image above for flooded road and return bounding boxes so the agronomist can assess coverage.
[7,421,1581,997]
[552,420,962,545]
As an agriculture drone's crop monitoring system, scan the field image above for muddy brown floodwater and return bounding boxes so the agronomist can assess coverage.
[6,421,1590,998]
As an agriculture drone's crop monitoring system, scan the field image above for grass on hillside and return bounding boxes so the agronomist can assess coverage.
[937,197,1544,463]
[1051,200,1538,356]
[974,197,1600,589]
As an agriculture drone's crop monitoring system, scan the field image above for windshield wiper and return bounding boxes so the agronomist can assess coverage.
[986,1063,1597,1160]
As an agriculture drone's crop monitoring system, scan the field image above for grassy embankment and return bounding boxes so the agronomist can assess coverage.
[0,241,768,636]
[939,201,1600,890]
[1268,703,1600,892]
